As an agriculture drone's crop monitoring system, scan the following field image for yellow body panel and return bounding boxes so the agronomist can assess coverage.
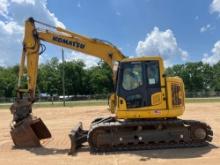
[166,77,185,111]
[112,75,185,119]
[116,107,184,119]
[151,92,162,106]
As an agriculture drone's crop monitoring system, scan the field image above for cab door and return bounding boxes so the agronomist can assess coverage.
[144,61,161,106]
[116,60,163,109]
[117,61,146,108]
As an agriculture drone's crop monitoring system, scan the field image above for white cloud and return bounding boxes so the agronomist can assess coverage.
[210,0,220,15]
[200,24,214,33]
[39,50,100,68]
[0,21,23,34]
[136,27,188,67]
[65,51,99,68]
[0,0,65,66]
[11,0,35,5]
[0,0,9,18]
[202,40,220,65]
[8,0,65,28]
[0,21,23,66]
[200,24,210,32]
[0,0,100,68]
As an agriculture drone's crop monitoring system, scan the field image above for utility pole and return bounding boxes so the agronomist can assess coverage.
[62,48,66,106]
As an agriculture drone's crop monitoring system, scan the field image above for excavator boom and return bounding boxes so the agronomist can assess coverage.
[18,17,125,98]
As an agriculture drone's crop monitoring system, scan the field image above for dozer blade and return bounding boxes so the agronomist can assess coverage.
[69,122,88,155]
[10,116,51,147]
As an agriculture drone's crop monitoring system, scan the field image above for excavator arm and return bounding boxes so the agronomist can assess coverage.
[10,17,125,150]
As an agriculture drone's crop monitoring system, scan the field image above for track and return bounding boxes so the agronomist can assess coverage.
[88,117,213,152]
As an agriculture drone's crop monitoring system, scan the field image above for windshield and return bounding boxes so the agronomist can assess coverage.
[122,62,143,90]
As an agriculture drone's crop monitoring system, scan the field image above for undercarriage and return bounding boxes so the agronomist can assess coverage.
[69,117,213,154]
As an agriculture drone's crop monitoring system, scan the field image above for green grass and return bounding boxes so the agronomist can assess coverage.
[0,104,10,109]
[0,97,219,109]
[33,99,107,108]
[185,97,220,103]
[0,99,108,109]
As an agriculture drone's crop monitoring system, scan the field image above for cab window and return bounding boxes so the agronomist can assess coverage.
[122,63,143,90]
[146,61,160,85]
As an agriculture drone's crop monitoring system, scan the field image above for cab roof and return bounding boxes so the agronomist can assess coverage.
[121,56,163,62]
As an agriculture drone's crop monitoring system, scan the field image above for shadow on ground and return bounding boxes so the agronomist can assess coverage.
[136,144,218,160]
[12,144,218,159]
[12,146,69,155]
[90,144,218,160]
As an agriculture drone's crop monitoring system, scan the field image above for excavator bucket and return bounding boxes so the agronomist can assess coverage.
[69,122,88,155]
[10,97,51,148]
[10,117,51,147]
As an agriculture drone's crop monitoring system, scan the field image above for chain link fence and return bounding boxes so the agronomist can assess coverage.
[0,91,220,104]
[185,91,220,98]
[0,94,110,103]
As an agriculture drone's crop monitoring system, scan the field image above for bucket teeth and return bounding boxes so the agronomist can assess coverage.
[69,122,88,155]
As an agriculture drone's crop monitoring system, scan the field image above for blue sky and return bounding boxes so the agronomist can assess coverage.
[0,0,220,67]
[48,0,217,57]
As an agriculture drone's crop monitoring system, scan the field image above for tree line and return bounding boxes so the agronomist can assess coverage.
[166,61,220,97]
[0,57,113,98]
[0,57,219,98]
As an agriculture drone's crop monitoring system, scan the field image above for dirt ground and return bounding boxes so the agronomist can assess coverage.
[0,103,220,165]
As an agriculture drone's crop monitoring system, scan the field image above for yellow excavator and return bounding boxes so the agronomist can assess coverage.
[10,17,213,154]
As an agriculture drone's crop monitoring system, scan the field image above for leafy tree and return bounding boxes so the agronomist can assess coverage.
[0,66,18,97]
[88,61,113,94]
[0,58,219,98]
[37,57,61,96]
[212,62,220,91]
[166,62,215,97]
[61,60,86,95]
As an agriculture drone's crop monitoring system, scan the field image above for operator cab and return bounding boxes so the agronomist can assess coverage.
[116,57,164,108]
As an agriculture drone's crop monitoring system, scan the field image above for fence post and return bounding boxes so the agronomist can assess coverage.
[62,48,66,107]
